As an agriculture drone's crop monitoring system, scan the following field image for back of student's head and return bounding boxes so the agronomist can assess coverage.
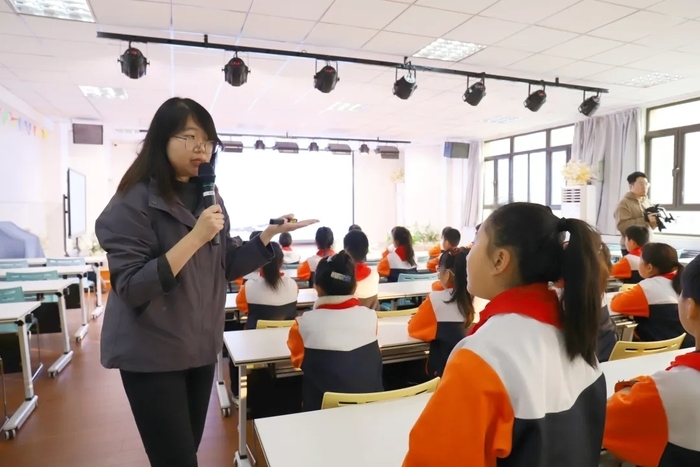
[279,232,292,248]
[392,226,416,266]
[261,242,284,290]
[315,227,334,252]
[641,243,684,294]
[315,251,356,296]
[438,247,474,328]
[344,230,369,263]
[441,226,452,238]
[443,228,461,248]
[484,202,603,367]
[348,224,362,232]
[250,230,262,241]
[625,225,649,247]
[681,256,700,302]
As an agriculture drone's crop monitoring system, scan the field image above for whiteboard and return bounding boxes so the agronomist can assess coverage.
[67,168,87,238]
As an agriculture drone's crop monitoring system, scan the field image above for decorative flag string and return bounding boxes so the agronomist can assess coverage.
[0,105,48,139]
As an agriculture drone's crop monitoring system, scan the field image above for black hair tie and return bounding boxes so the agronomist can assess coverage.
[557,217,568,232]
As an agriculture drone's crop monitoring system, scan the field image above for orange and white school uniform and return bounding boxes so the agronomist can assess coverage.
[233,270,259,288]
[286,296,383,411]
[407,288,465,377]
[354,262,380,310]
[610,247,642,284]
[235,273,298,329]
[604,350,700,466]
[610,274,695,348]
[426,243,442,272]
[296,249,334,286]
[377,246,417,282]
[281,246,301,264]
[403,284,606,467]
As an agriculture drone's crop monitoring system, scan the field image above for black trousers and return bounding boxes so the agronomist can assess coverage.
[120,364,216,467]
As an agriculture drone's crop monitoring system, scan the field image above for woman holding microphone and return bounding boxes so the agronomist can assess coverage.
[95,97,316,467]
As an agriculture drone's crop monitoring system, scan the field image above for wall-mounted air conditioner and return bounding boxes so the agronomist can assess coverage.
[561,185,597,226]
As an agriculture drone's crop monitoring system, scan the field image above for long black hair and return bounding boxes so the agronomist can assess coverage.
[315,227,334,254]
[117,98,222,201]
[486,203,603,367]
[641,243,684,294]
[392,226,416,267]
[261,242,284,290]
[438,247,474,328]
[315,251,356,296]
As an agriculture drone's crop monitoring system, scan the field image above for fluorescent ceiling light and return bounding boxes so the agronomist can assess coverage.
[620,72,682,88]
[482,116,522,124]
[8,0,95,22]
[79,86,128,99]
[325,102,370,112]
[413,38,486,62]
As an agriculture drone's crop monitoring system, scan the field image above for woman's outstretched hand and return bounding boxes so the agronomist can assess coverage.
[259,214,319,245]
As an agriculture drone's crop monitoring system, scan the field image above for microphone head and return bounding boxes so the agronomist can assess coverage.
[198,162,215,183]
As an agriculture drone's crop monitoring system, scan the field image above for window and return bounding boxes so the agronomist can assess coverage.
[482,126,573,218]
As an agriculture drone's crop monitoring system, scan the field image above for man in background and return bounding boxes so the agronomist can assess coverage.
[614,171,655,255]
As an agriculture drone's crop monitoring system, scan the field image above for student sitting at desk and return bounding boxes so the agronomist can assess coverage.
[611,243,695,349]
[408,247,473,377]
[603,255,700,467]
[597,243,618,363]
[287,252,383,411]
[610,225,649,284]
[378,226,417,282]
[404,203,607,467]
[426,227,461,273]
[236,242,298,329]
[296,226,334,286]
[279,232,301,265]
[427,226,451,261]
[233,231,263,287]
[344,229,380,310]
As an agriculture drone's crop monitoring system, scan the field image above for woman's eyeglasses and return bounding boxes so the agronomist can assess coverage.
[173,136,223,154]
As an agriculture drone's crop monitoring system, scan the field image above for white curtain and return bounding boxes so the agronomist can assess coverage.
[461,140,484,227]
[572,109,641,235]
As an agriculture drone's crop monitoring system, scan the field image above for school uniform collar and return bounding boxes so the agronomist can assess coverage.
[395,246,408,261]
[282,246,292,251]
[468,283,561,336]
[657,271,677,281]
[628,247,642,257]
[666,350,700,372]
[316,249,334,257]
[356,263,372,281]
[314,295,360,310]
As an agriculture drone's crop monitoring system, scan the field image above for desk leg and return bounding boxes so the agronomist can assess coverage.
[48,293,74,378]
[216,351,232,417]
[74,274,89,342]
[2,318,38,440]
[91,266,104,320]
[234,365,253,467]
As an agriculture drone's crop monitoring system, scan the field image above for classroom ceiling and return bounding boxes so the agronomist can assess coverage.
[2,0,700,142]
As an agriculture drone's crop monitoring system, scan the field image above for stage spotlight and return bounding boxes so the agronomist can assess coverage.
[309,142,319,152]
[524,85,547,112]
[314,63,339,93]
[254,140,265,150]
[463,78,486,106]
[359,143,370,153]
[579,93,601,117]
[223,54,250,87]
[118,45,149,79]
[393,69,417,100]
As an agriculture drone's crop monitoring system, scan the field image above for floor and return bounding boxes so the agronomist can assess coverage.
[0,292,242,467]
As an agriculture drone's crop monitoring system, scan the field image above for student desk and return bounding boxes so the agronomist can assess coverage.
[0,279,80,377]
[252,349,691,467]
[0,300,41,440]
[0,266,92,341]
[224,315,428,467]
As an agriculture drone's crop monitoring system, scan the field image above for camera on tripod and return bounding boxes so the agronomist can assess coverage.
[644,205,675,232]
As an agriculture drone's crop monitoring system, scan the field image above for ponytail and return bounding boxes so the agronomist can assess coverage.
[440,247,475,329]
[392,226,417,267]
[261,242,284,290]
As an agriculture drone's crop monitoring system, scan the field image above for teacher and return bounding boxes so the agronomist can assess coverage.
[614,171,655,254]
[95,97,316,467]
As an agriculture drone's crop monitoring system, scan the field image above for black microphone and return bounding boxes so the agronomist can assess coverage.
[198,162,220,246]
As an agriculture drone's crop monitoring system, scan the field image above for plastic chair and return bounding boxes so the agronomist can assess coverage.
[321,377,440,410]
[6,270,60,303]
[256,319,296,329]
[0,286,43,384]
[0,287,25,304]
[47,258,94,291]
[392,273,437,308]
[376,308,418,318]
[0,260,29,269]
[608,334,687,361]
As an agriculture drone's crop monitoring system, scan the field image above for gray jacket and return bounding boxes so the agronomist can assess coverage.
[95,179,273,372]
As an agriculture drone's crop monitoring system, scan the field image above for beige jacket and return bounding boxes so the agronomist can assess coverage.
[614,191,652,245]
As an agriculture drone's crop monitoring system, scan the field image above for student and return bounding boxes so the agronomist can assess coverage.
[236,242,299,329]
[296,227,334,286]
[279,232,301,265]
[611,243,695,348]
[427,227,461,273]
[408,247,473,377]
[610,225,649,284]
[344,229,380,310]
[425,227,451,264]
[287,252,383,411]
[233,231,264,287]
[348,224,362,232]
[598,243,618,362]
[404,203,606,466]
[378,226,417,282]
[603,255,700,467]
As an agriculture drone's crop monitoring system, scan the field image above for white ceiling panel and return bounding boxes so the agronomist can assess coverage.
[646,0,700,19]
[586,67,651,84]
[496,27,578,53]
[249,0,334,21]
[634,20,700,49]
[23,16,97,41]
[169,0,253,12]
[414,0,499,14]
[600,0,660,7]
[589,11,684,42]
[507,54,575,73]
[304,23,378,49]
[385,6,471,37]
[586,43,659,66]
[626,51,700,76]
[320,0,408,29]
[554,61,614,80]
[544,35,623,60]
[241,14,315,43]
[480,0,580,24]
[460,47,532,67]
[361,31,433,56]
[538,1,636,33]
[444,16,527,45]
[0,34,45,55]
[90,0,173,29]
[0,12,34,36]
[172,5,246,36]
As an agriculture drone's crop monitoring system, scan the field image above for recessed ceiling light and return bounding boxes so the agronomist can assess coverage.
[79,86,128,99]
[8,0,95,23]
[482,116,522,124]
[325,102,370,112]
[413,38,486,62]
[620,72,682,88]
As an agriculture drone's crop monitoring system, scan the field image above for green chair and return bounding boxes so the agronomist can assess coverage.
[6,271,60,303]
[0,287,25,304]
[0,260,28,269]
[0,285,43,387]
[47,257,94,292]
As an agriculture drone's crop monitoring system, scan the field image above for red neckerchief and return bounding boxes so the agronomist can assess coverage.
[659,271,677,281]
[282,246,292,252]
[468,283,561,336]
[317,249,334,257]
[395,246,408,261]
[666,351,700,372]
[315,298,361,310]
[356,263,372,281]
[628,247,642,257]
